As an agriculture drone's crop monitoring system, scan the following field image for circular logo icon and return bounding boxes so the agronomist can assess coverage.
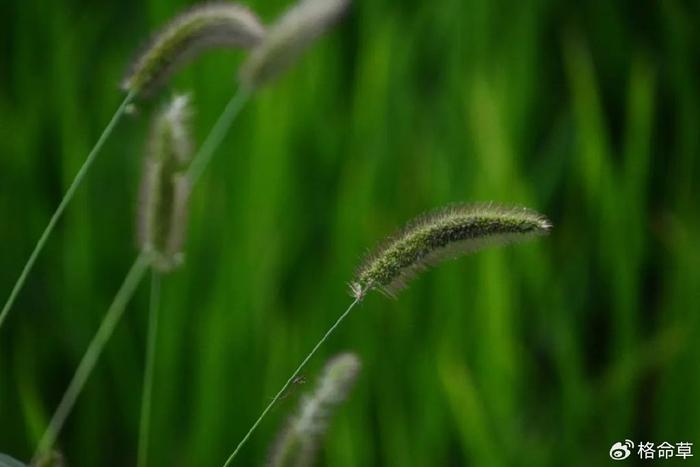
[609,440,634,460]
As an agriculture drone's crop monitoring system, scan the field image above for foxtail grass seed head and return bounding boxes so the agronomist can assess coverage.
[239,0,351,89]
[351,203,552,299]
[123,3,266,95]
[138,94,194,272]
[268,353,361,467]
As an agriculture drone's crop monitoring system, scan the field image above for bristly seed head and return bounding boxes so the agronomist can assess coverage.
[123,3,266,96]
[138,94,194,272]
[239,0,351,90]
[351,203,552,299]
[267,353,361,467]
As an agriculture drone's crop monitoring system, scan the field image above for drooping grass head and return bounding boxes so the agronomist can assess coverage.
[239,0,351,89]
[138,94,194,272]
[267,353,361,467]
[351,203,552,299]
[123,3,266,96]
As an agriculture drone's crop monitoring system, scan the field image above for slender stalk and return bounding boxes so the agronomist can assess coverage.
[137,270,161,467]
[32,252,151,462]
[187,87,251,186]
[27,83,247,462]
[0,91,137,333]
[221,296,363,467]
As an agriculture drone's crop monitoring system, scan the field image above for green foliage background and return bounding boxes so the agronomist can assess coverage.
[1,0,699,465]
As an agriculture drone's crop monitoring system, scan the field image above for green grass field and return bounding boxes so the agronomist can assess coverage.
[1,0,698,465]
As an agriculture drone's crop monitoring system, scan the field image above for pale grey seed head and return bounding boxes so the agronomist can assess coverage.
[351,203,552,299]
[123,3,266,96]
[267,353,361,467]
[138,94,194,272]
[239,0,351,89]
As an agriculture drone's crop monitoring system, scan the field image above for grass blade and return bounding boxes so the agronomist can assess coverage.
[186,88,251,186]
[0,91,136,334]
[32,252,150,461]
[137,271,161,467]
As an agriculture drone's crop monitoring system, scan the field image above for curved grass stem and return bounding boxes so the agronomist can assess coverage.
[187,87,251,187]
[2,86,247,335]
[221,296,363,467]
[32,252,151,462]
[137,271,161,467]
[0,91,137,334]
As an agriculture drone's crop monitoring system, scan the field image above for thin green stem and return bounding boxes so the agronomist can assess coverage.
[187,87,251,187]
[32,252,151,462]
[221,296,363,467]
[137,270,161,467]
[0,90,137,333]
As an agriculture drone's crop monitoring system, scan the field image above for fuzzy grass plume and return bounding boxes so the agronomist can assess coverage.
[351,203,552,299]
[239,0,351,89]
[222,203,550,465]
[267,353,361,467]
[123,3,266,95]
[138,94,193,272]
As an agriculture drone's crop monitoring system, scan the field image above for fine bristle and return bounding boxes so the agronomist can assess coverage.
[123,3,266,96]
[351,203,552,299]
[239,0,351,89]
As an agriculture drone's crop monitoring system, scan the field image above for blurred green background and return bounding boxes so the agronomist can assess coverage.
[1,0,699,465]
